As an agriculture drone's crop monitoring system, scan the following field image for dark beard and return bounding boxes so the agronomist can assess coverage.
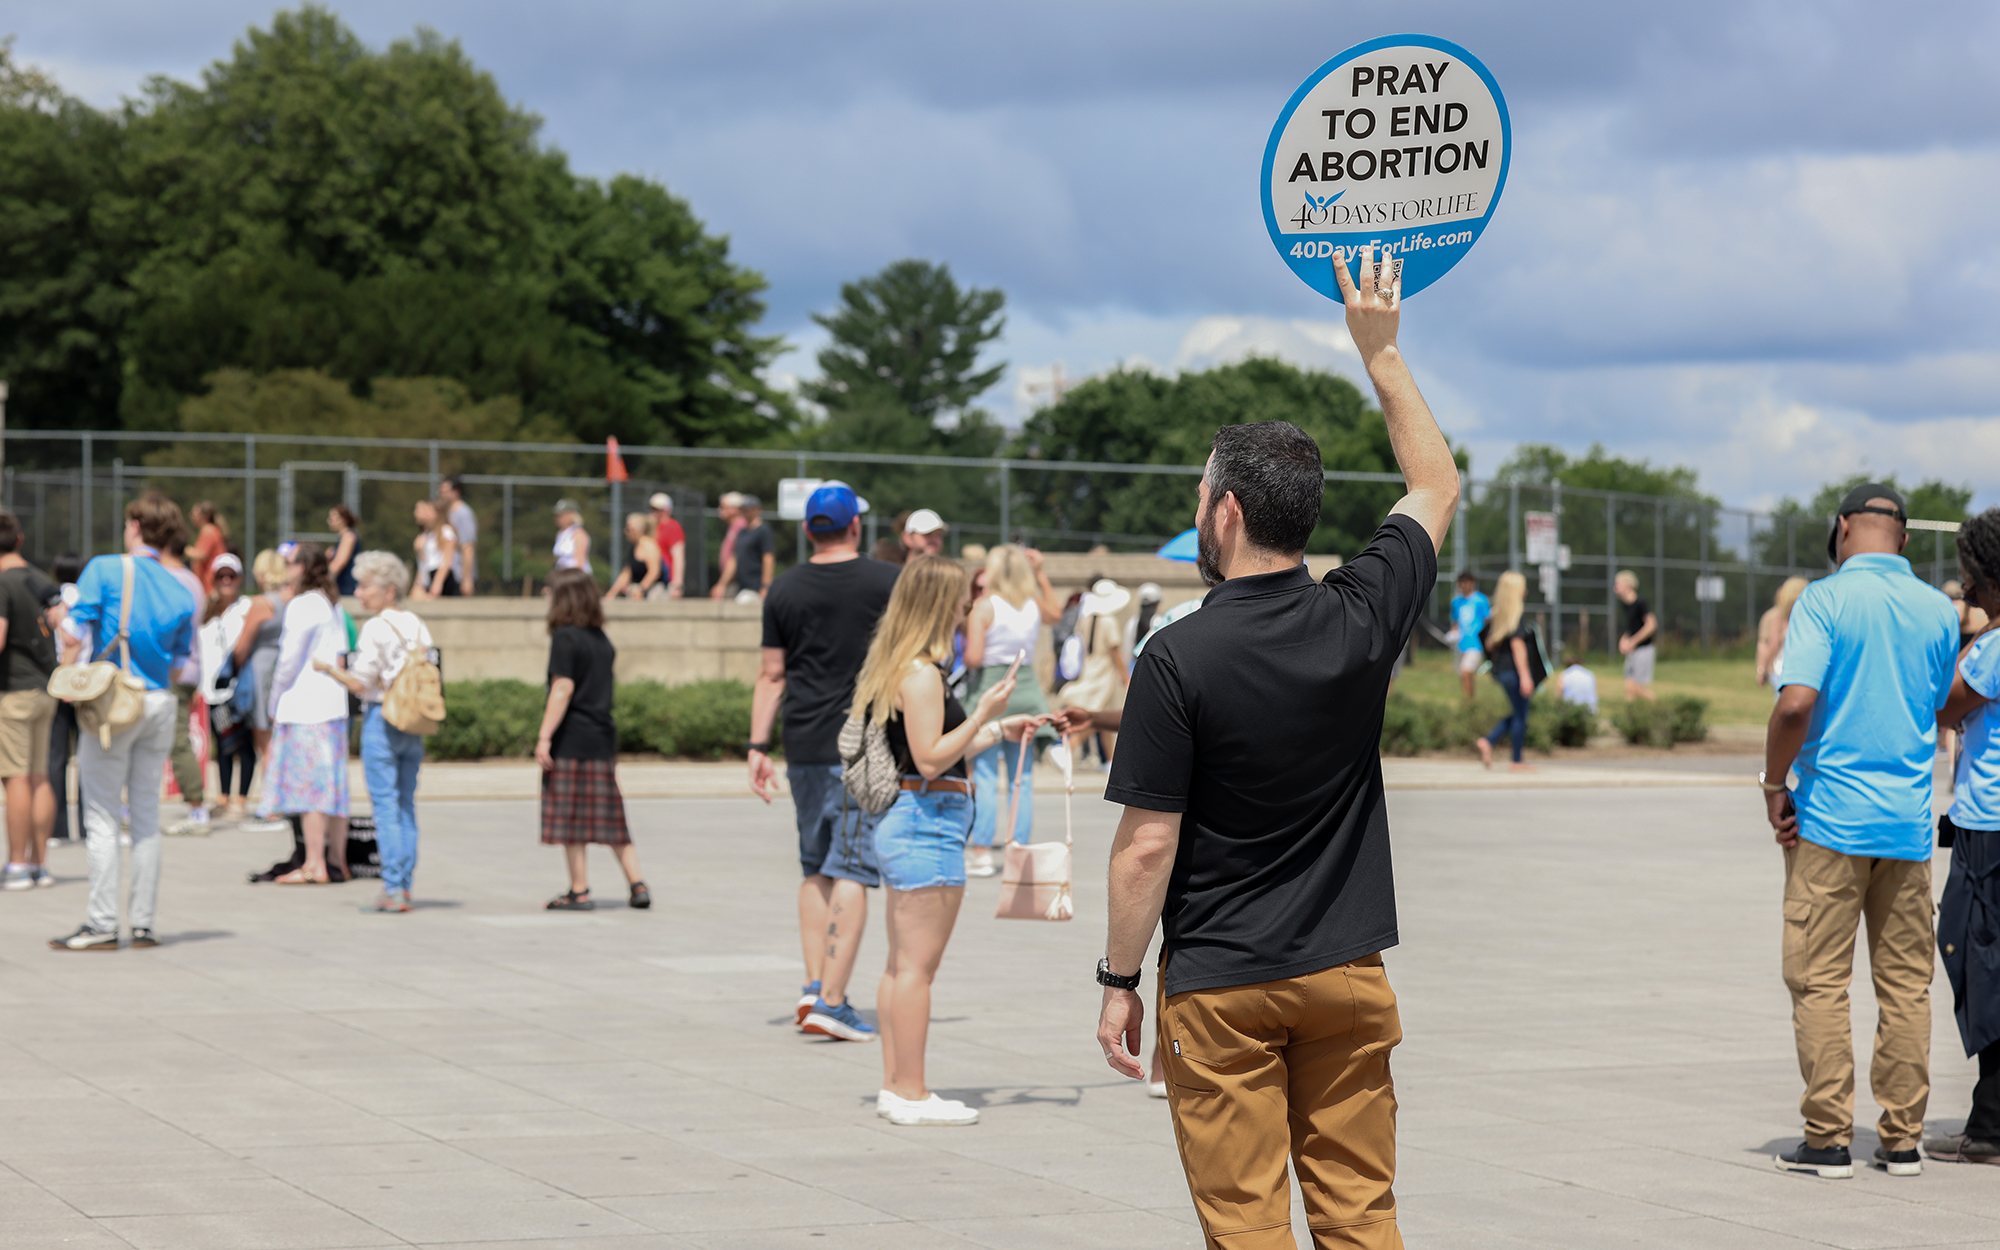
[1195,504,1223,587]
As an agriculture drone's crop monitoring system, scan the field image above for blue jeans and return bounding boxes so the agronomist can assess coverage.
[1487,668,1531,763]
[969,739,1033,847]
[786,764,882,886]
[361,704,424,893]
[874,785,975,891]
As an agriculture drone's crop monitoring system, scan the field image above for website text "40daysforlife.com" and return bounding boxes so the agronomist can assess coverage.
[1285,231,1476,262]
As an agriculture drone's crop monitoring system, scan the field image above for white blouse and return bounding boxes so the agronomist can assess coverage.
[268,591,350,725]
[553,524,591,574]
[198,597,253,706]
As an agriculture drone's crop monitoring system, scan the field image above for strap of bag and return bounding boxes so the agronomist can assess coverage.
[115,555,134,675]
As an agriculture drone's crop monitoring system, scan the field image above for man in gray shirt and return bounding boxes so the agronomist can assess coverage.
[440,477,477,595]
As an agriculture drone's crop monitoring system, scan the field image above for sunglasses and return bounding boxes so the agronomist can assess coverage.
[214,570,241,580]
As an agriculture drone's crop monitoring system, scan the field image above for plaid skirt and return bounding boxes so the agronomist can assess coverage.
[540,757,631,846]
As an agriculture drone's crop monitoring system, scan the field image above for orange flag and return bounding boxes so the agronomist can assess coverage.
[605,437,629,482]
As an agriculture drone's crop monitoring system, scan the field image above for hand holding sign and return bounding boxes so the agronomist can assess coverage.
[1332,243,1400,368]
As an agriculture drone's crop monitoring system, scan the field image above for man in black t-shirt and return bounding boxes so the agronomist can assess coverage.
[0,510,60,891]
[730,497,776,602]
[749,483,899,1043]
[1615,569,1659,700]
[1094,249,1458,1249]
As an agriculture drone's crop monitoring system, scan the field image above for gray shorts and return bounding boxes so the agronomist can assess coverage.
[1623,644,1656,686]
[787,764,881,887]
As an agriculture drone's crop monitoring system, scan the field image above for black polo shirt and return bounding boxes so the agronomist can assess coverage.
[1105,513,1436,996]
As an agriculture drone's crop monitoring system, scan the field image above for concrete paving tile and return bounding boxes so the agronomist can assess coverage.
[42,1176,325,1218]
[320,1195,654,1244]
[236,1141,493,1179]
[421,1239,697,1250]
[388,1109,632,1141]
[448,1134,781,1198]
[781,1172,1120,1222]
[1512,1147,1899,1217]
[1731,1200,2000,1249]
[1,1218,137,1248]
[0,1173,85,1218]
[594,1176,893,1233]
[299,1167,569,1209]
[931,1209,1206,1249]
[1,1145,266,1187]
[1393,1145,1567,1197]
[682,1222,979,1248]
[97,1207,402,1249]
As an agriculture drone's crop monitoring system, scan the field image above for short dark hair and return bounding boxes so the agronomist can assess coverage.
[545,567,603,633]
[0,510,20,554]
[126,491,185,551]
[1958,508,2000,598]
[1205,421,1324,554]
[1456,570,1477,585]
[50,551,84,584]
[441,476,464,496]
[329,504,357,531]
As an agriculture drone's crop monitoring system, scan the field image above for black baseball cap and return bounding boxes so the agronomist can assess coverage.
[1827,482,1907,560]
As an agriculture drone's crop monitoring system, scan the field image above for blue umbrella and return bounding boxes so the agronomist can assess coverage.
[1156,528,1198,562]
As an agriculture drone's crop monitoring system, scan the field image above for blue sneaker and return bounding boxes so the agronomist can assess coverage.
[795,980,821,1027]
[802,997,878,1042]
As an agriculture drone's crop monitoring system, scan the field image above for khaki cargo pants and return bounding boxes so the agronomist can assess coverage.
[1781,837,1933,1150]
[1159,956,1402,1250]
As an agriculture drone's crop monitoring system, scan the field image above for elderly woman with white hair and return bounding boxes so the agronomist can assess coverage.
[316,551,436,912]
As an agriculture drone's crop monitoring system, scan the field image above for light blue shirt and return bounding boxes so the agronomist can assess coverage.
[63,551,196,692]
[1779,552,1957,861]
[1559,664,1598,712]
[1451,592,1490,653]
[1952,632,2000,831]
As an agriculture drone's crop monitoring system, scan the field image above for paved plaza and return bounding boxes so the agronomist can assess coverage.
[4,757,2000,1248]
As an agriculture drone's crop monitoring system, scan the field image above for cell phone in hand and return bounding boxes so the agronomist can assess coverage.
[1004,653,1023,685]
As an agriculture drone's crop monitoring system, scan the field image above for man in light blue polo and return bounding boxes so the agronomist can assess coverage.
[47,493,195,952]
[1762,483,1957,1179]
[1450,570,1489,698]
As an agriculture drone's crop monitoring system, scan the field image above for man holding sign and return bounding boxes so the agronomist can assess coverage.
[1095,246,1455,1249]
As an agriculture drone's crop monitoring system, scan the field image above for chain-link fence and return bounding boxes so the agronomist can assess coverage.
[0,429,1961,652]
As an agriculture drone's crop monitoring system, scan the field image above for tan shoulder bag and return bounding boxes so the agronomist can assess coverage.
[47,555,149,748]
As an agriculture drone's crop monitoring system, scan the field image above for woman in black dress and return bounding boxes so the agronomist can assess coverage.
[536,568,648,910]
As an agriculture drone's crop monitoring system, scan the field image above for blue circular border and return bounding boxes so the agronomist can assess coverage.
[1260,34,1511,301]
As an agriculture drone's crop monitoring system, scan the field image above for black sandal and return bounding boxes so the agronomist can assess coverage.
[545,889,594,911]
[629,881,651,910]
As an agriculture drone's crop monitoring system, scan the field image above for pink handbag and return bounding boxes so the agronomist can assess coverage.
[993,724,1074,922]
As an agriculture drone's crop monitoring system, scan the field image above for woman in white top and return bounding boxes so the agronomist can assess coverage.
[552,498,592,576]
[960,544,1063,873]
[1756,576,1810,694]
[198,553,258,821]
[259,542,351,884]
[317,552,433,912]
[1059,578,1132,763]
[410,499,461,599]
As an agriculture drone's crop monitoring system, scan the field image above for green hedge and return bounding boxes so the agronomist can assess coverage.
[1613,696,1710,747]
[429,679,774,761]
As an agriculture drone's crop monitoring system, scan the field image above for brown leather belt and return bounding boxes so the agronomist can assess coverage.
[899,776,974,796]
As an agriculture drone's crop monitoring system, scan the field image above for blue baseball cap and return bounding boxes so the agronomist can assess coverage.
[805,481,870,533]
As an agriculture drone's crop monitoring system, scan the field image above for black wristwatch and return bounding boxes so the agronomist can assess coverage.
[746,742,771,754]
[1096,958,1141,991]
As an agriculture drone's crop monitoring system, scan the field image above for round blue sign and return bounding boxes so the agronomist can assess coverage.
[1261,35,1510,301]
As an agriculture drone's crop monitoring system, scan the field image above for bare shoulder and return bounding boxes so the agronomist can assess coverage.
[899,660,943,694]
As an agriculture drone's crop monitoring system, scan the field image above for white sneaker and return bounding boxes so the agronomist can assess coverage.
[165,817,211,837]
[965,850,998,878]
[239,818,290,834]
[1,863,31,891]
[881,1091,978,1126]
[34,866,54,888]
[1147,1081,1170,1099]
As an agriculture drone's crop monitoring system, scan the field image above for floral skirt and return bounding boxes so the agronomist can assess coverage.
[541,757,631,846]
[257,719,350,817]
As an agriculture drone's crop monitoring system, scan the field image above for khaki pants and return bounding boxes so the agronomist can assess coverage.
[1781,837,1933,1150]
[1159,956,1402,1250]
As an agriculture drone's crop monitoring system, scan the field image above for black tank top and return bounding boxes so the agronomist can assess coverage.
[886,663,968,778]
[627,550,649,585]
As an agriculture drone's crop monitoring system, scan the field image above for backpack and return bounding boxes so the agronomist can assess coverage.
[836,707,901,815]
[46,556,148,749]
[1051,598,1086,688]
[1519,623,1552,688]
[380,614,447,736]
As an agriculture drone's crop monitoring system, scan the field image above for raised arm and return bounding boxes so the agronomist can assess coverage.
[1334,244,1460,553]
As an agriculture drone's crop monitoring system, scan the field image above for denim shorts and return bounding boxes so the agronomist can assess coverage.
[874,784,975,891]
[788,764,881,887]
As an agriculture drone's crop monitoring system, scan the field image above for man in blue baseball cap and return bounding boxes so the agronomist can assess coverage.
[749,479,899,1043]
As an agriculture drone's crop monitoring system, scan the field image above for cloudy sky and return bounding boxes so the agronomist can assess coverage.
[13,1,2000,509]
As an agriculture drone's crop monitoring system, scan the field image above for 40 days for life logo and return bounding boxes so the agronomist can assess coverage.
[1260,34,1509,301]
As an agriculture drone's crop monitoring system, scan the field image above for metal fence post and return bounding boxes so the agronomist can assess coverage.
[795,451,808,565]
[503,478,514,585]
[1654,498,1665,641]
[1551,479,1563,652]
[1605,491,1617,659]
[1508,481,1519,571]
[1453,472,1467,581]
[609,478,623,579]
[244,436,256,556]
[1000,460,1011,544]
[80,434,92,558]
[428,441,440,497]
[1698,505,1710,652]
[1787,513,1795,576]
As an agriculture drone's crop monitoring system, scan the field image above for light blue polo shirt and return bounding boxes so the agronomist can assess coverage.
[1951,632,2000,831]
[63,551,195,692]
[1779,552,1957,860]
[1451,591,1489,652]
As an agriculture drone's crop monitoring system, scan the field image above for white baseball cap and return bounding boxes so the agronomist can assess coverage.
[648,493,673,512]
[904,508,946,535]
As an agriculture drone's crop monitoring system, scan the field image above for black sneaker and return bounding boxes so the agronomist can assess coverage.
[1873,1145,1921,1176]
[1925,1133,2000,1164]
[129,929,159,949]
[629,881,651,910]
[48,925,119,952]
[1775,1142,1853,1179]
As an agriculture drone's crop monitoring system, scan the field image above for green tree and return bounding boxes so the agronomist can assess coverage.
[0,9,790,446]
[1010,358,1446,554]
[1752,472,1972,577]
[0,42,129,439]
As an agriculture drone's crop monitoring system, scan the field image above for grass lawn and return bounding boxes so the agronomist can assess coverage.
[1397,648,1774,727]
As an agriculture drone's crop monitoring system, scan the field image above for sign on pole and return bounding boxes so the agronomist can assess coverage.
[1696,575,1727,603]
[1524,511,1558,566]
[776,478,822,522]
[1262,35,1509,302]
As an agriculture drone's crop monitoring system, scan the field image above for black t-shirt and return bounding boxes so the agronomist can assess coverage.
[1106,514,1436,996]
[1623,597,1653,645]
[0,566,59,691]
[548,625,618,760]
[762,557,901,764]
[733,523,776,592]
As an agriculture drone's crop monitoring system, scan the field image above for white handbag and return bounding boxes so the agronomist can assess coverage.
[993,724,1074,922]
